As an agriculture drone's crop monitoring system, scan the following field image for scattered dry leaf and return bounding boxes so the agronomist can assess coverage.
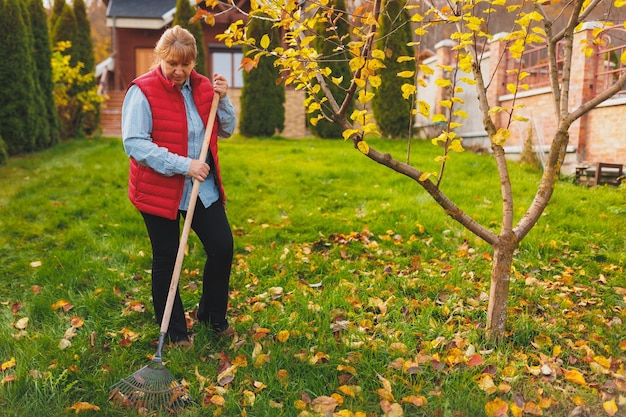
[66,401,100,414]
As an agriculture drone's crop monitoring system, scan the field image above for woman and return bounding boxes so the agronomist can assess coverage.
[122,25,237,346]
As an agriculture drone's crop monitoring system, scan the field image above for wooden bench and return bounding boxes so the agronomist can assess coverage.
[575,163,623,186]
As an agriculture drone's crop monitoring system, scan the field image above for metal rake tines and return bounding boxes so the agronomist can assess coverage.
[109,364,192,412]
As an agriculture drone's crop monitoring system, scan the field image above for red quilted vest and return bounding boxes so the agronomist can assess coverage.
[127,68,225,220]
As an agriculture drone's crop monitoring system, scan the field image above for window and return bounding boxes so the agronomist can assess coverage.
[210,48,244,88]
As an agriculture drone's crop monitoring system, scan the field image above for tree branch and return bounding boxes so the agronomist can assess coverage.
[568,71,626,122]
[353,139,499,245]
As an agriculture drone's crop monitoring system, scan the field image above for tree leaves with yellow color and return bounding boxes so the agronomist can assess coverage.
[419,64,434,75]
[356,138,371,155]
[492,128,510,146]
[401,84,416,99]
[260,34,270,49]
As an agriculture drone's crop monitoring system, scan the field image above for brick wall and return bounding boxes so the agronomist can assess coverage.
[585,101,626,162]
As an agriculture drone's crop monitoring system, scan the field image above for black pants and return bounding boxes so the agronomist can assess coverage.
[141,198,233,342]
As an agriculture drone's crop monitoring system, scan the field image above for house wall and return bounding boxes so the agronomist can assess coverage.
[113,28,164,89]
[585,99,626,162]
[417,24,625,171]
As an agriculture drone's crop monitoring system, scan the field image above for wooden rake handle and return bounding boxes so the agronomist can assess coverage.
[160,93,221,336]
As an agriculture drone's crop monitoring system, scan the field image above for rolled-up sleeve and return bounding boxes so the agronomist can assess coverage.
[217,95,237,138]
[122,85,191,177]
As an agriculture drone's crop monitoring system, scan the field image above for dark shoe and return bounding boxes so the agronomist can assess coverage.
[171,334,194,348]
[216,326,236,338]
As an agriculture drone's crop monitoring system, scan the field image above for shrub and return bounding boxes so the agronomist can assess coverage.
[371,0,415,138]
[309,0,353,139]
[239,15,285,137]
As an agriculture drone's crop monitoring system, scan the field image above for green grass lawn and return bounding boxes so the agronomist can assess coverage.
[0,136,624,416]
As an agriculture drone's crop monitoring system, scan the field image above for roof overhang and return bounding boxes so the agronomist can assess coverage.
[107,12,173,30]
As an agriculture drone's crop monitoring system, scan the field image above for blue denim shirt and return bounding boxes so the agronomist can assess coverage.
[122,78,236,211]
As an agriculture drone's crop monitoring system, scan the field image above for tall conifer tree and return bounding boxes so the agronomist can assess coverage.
[173,0,207,75]
[371,0,415,138]
[50,0,66,35]
[18,0,49,151]
[73,0,95,75]
[310,0,353,139]
[51,4,77,65]
[73,0,100,135]
[0,0,38,154]
[29,0,60,148]
[239,15,285,137]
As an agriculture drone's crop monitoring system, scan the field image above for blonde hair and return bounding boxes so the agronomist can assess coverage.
[151,25,197,69]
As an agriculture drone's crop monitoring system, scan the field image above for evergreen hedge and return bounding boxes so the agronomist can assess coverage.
[239,15,285,137]
[371,0,415,138]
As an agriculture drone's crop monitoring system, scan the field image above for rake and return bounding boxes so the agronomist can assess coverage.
[110,93,220,413]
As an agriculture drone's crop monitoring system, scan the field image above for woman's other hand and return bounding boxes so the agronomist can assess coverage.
[213,73,228,98]
[188,160,210,182]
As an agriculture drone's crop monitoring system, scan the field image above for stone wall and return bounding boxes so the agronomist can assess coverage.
[227,88,308,138]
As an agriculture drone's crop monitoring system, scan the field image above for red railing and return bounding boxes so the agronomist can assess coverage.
[505,42,565,90]
[594,28,626,96]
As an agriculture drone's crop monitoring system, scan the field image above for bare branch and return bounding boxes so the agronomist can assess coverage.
[354,141,499,245]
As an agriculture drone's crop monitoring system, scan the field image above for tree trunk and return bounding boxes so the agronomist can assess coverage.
[486,231,518,340]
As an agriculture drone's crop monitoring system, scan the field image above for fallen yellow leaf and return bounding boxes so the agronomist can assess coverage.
[603,399,618,416]
[402,395,427,406]
[484,397,508,417]
[564,368,587,386]
[1,357,16,371]
[277,330,289,343]
[65,401,100,413]
[337,385,356,398]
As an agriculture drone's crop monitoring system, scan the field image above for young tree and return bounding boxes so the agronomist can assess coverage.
[174,0,207,75]
[309,0,354,139]
[205,0,626,340]
[239,15,285,137]
[29,0,61,148]
[371,0,415,138]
